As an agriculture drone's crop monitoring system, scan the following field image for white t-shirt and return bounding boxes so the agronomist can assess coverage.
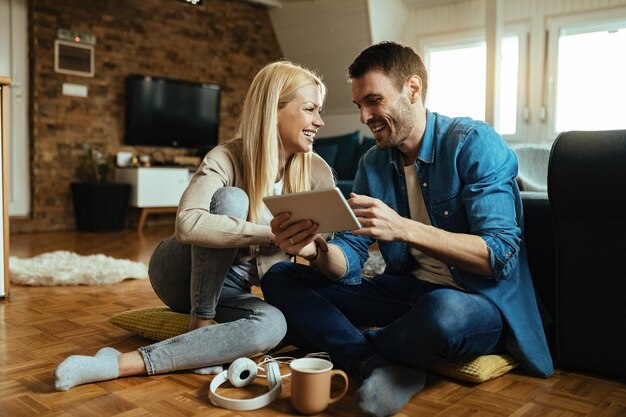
[404,165,462,290]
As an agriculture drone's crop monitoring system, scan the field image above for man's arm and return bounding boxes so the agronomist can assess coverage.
[349,193,492,276]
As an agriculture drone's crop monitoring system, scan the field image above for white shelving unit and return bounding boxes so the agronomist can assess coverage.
[115,167,193,232]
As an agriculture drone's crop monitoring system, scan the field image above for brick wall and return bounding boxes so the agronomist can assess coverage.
[13,0,282,233]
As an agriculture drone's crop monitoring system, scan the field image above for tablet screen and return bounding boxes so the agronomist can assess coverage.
[263,187,361,234]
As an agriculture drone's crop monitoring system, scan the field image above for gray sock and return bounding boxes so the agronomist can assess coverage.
[54,347,121,391]
[356,365,426,417]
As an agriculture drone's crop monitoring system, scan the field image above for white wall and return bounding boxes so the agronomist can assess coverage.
[1,0,30,217]
[368,0,409,43]
[0,0,10,76]
[269,0,372,115]
[270,0,410,138]
[318,112,371,139]
[0,82,5,298]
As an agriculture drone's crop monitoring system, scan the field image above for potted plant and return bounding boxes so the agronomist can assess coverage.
[70,145,131,232]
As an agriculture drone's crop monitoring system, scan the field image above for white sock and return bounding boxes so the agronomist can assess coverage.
[54,347,121,391]
[191,365,224,375]
[356,365,426,417]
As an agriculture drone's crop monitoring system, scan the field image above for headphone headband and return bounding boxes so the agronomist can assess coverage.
[209,359,282,411]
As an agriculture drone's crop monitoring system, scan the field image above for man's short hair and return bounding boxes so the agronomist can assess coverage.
[348,41,428,103]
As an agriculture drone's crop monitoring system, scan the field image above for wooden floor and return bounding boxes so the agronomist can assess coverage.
[2,225,626,417]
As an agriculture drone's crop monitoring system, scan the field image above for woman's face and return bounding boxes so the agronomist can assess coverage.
[277,84,325,160]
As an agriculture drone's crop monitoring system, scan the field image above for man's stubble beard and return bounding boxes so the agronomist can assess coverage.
[378,94,416,150]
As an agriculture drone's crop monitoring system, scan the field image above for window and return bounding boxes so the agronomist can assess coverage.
[427,41,486,123]
[423,29,525,139]
[413,5,626,144]
[553,24,626,132]
[498,36,520,135]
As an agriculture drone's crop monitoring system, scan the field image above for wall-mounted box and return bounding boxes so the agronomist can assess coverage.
[54,40,94,77]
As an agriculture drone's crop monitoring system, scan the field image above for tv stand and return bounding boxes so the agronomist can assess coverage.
[114,167,194,233]
[136,206,177,233]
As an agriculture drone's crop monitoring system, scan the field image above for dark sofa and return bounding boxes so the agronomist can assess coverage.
[521,191,557,357]
[314,131,375,198]
[522,129,626,380]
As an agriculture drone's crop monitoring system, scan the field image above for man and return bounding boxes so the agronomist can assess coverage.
[262,41,553,417]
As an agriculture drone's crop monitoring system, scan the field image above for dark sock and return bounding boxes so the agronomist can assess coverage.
[356,365,426,417]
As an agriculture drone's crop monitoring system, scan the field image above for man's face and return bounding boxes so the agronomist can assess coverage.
[351,70,417,150]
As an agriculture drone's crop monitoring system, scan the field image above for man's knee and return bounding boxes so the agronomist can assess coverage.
[414,291,502,357]
[414,291,474,339]
[262,262,298,289]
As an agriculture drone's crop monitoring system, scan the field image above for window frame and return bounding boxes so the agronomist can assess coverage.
[545,7,626,141]
[417,23,529,143]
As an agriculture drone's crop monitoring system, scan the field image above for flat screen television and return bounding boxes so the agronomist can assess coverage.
[124,75,220,149]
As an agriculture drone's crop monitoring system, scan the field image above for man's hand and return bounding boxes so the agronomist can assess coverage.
[270,212,328,259]
[349,193,408,242]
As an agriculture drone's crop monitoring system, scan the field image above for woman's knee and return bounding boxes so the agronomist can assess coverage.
[251,304,288,349]
[211,187,249,218]
[148,236,192,312]
[149,236,189,270]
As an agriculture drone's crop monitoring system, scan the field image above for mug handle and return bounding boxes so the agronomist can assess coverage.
[328,370,349,404]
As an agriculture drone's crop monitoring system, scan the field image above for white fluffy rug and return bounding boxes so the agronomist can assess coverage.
[9,251,148,286]
[363,251,386,276]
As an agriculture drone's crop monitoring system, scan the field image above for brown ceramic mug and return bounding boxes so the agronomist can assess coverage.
[289,358,349,415]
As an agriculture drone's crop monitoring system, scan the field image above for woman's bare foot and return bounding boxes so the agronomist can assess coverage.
[188,317,218,331]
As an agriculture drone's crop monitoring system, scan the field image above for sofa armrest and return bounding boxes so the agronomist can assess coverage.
[521,191,556,356]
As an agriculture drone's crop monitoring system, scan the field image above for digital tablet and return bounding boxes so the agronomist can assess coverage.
[263,187,361,234]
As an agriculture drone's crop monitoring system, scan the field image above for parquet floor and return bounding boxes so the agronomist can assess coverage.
[2,225,626,416]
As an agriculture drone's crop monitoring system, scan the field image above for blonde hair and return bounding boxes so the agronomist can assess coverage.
[226,61,326,229]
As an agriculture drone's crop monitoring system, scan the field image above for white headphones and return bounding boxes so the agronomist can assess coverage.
[209,357,282,411]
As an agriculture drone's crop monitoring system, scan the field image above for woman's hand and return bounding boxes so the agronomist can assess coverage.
[349,193,408,242]
[270,212,328,259]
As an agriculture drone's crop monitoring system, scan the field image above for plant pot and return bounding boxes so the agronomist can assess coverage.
[70,182,131,232]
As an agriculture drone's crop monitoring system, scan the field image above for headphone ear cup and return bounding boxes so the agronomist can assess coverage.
[265,361,281,388]
[227,358,258,388]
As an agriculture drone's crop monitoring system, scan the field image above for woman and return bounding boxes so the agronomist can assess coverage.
[55,61,334,390]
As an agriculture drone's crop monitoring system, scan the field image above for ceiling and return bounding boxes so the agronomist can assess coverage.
[266,0,478,115]
[248,0,471,9]
[401,0,470,9]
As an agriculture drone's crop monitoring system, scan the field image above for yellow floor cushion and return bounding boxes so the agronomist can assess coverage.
[109,307,190,341]
[110,307,518,382]
[428,354,518,383]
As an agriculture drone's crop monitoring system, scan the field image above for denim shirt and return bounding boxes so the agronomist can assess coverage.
[330,110,553,378]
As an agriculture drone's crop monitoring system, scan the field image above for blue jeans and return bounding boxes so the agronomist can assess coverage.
[140,187,287,375]
[261,262,505,379]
